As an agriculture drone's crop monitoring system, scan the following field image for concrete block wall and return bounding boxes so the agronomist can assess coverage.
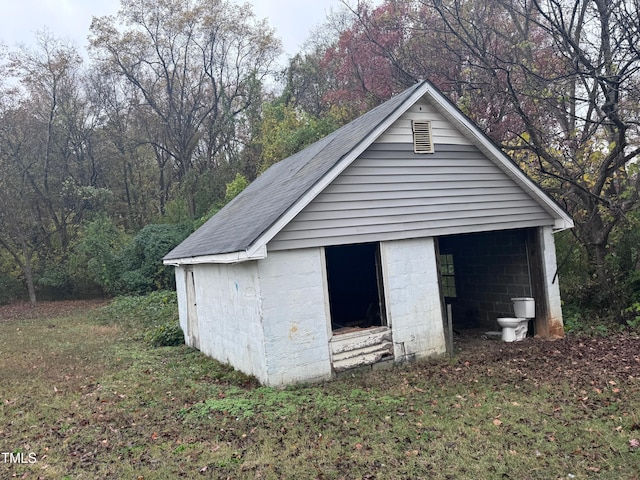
[258,248,333,386]
[441,230,532,329]
[382,237,446,360]
[190,262,268,381]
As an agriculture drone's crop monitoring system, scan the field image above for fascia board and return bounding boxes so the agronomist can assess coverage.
[163,244,267,266]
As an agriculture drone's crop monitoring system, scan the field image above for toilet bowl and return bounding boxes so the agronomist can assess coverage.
[497,317,528,342]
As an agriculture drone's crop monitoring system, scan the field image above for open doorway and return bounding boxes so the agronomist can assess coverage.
[185,267,199,349]
[325,242,387,334]
[437,229,538,333]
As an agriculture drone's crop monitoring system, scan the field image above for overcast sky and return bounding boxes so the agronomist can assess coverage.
[0,0,346,60]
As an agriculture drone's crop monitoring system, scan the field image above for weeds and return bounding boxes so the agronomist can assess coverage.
[145,322,184,346]
[96,290,178,326]
[96,290,183,346]
[624,302,640,330]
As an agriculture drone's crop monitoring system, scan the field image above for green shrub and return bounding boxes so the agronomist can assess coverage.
[623,302,640,330]
[120,223,191,294]
[78,217,191,296]
[555,224,640,326]
[98,291,183,346]
[224,173,249,203]
[145,322,184,347]
[0,271,23,305]
[562,303,583,334]
[80,215,129,295]
[97,290,178,328]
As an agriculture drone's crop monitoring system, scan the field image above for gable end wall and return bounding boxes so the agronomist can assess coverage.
[376,98,471,146]
[269,142,555,251]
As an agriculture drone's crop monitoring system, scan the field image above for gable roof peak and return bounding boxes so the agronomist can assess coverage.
[164,80,572,265]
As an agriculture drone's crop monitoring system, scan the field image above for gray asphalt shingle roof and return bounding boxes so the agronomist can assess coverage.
[163,81,425,262]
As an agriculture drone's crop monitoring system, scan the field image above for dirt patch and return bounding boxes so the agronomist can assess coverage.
[0,299,108,321]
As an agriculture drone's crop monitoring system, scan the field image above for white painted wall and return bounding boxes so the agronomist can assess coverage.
[258,248,333,386]
[381,237,447,360]
[541,226,565,336]
[176,239,447,386]
[189,262,268,381]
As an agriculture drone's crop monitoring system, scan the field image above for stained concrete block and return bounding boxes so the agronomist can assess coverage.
[382,237,446,359]
[258,248,333,386]
[541,226,565,336]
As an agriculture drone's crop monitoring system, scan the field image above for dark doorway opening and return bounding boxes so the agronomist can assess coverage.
[325,242,387,333]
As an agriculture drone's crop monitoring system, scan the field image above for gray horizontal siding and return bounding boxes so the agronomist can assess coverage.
[268,143,555,251]
[278,211,552,239]
[292,199,543,223]
[270,218,552,251]
[376,99,471,145]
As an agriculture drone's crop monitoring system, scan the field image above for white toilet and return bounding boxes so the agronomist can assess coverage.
[497,298,535,342]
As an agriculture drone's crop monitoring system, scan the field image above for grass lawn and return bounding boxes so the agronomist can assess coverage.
[1,301,639,479]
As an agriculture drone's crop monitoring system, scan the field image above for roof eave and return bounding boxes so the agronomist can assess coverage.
[552,217,574,233]
[162,244,267,266]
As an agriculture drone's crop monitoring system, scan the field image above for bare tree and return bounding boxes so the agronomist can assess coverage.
[0,107,42,306]
[428,0,640,297]
[89,0,281,217]
[85,67,160,229]
[0,32,108,304]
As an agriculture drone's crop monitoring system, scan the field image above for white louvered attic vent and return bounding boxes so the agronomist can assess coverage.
[412,120,434,153]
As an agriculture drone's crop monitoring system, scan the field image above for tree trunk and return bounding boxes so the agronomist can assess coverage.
[21,241,37,307]
[580,215,617,311]
[586,241,608,286]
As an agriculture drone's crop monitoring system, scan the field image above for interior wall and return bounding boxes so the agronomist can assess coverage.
[439,229,532,330]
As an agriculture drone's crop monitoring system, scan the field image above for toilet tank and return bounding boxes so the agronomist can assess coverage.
[512,297,535,318]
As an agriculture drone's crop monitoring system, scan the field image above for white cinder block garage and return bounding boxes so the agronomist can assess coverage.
[165,80,573,386]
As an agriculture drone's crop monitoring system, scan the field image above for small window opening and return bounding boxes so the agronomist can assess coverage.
[325,242,387,334]
[439,253,457,298]
[412,120,434,153]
